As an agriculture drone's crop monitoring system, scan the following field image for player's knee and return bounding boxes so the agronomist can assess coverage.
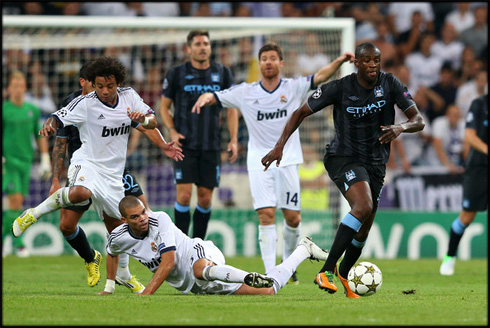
[352,201,373,221]
[177,193,192,205]
[284,214,301,227]
[59,221,77,236]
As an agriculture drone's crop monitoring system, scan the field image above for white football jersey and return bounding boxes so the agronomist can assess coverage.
[215,77,313,170]
[51,87,153,176]
[106,211,197,294]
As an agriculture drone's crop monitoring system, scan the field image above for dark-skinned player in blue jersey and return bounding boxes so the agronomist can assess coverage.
[261,42,425,298]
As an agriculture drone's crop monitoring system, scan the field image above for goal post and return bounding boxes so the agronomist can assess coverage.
[3,15,354,255]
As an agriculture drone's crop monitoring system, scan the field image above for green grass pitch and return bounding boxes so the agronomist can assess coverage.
[2,255,487,325]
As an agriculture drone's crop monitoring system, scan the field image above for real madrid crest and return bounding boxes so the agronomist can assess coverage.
[151,242,158,252]
[280,95,288,104]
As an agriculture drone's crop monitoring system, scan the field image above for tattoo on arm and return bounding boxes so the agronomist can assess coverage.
[52,138,68,180]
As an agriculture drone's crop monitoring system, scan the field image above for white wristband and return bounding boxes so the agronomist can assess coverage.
[104,279,116,293]
[142,116,150,127]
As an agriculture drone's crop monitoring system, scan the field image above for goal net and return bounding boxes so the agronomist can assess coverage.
[2,16,354,256]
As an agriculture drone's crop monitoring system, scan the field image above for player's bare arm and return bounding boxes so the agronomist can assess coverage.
[312,51,355,87]
[160,96,185,147]
[39,116,60,137]
[465,128,488,156]
[262,104,313,171]
[379,106,425,144]
[191,92,217,114]
[127,110,157,129]
[141,251,176,295]
[49,137,68,196]
[97,253,118,295]
[136,125,184,162]
[226,107,239,163]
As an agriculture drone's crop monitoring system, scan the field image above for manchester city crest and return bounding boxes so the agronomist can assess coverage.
[374,86,384,98]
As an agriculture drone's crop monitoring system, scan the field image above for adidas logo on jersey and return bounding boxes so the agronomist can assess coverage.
[101,123,131,137]
[98,114,105,120]
[257,108,287,121]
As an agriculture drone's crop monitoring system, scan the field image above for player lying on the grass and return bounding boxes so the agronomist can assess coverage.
[98,196,329,295]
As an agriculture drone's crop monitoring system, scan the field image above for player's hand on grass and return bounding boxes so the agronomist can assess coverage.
[261,147,283,171]
[97,290,113,295]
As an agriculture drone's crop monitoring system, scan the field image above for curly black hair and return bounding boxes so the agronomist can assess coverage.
[87,56,127,85]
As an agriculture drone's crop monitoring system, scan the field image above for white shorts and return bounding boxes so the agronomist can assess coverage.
[189,239,242,295]
[67,161,124,220]
[248,164,301,211]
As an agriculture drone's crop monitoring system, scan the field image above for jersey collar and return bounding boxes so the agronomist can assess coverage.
[128,225,148,240]
[96,92,119,108]
[259,79,282,94]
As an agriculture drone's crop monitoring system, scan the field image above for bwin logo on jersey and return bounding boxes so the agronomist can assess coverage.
[139,256,162,270]
[257,108,287,121]
[374,86,384,98]
[101,123,131,137]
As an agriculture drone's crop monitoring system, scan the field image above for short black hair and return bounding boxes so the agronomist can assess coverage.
[258,42,283,60]
[355,42,380,58]
[79,60,94,81]
[119,195,143,218]
[87,56,126,85]
[187,30,210,45]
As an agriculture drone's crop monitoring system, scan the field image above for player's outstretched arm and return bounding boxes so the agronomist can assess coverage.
[312,51,355,87]
[136,126,184,162]
[141,251,176,295]
[261,104,313,171]
[192,92,217,114]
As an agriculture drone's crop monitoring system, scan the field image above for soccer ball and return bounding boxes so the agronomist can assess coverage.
[347,261,382,296]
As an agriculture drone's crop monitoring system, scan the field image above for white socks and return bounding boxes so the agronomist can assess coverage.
[268,244,310,293]
[258,222,301,274]
[202,265,249,283]
[258,224,277,274]
[116,253,132,281]
[32,187,73,218]
[283,220,300,262]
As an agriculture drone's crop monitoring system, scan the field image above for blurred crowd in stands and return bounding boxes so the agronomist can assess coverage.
[3,2,488,174]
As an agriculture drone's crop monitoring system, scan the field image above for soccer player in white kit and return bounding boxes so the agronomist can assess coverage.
[99,196,330,295]
[192,43,354,279]
[12,56,183,289]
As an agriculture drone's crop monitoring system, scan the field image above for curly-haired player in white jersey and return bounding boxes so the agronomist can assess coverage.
[193,42,354,283]
[99,196,329,295]
[12,56,184,291]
